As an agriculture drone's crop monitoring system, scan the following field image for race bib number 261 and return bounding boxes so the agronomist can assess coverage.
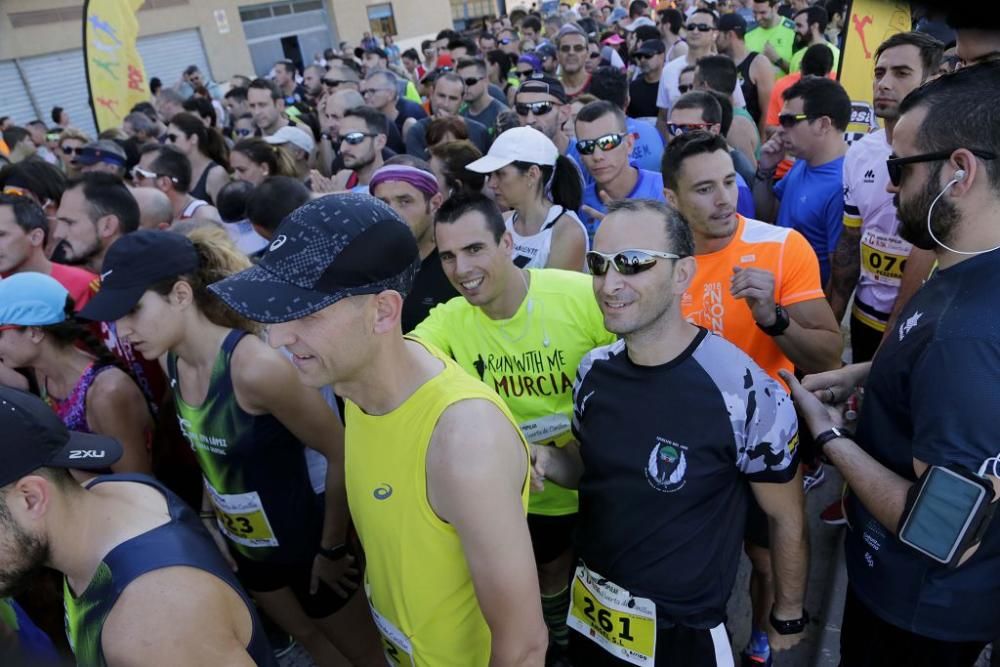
[567,565,657,667]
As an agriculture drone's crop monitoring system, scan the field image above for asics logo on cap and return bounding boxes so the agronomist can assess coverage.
[100,270,113,281]
[373,483,393,500]
[269,235,288,251]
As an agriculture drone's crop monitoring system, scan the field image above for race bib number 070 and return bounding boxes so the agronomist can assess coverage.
[567,565,656,667]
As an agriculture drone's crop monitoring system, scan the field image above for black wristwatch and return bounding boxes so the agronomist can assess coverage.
[770,607,809,635]
[814,427,853,450]
[318,543,350,561]
[756,304,790,336]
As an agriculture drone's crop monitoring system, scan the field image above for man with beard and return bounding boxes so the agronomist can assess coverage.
[532,199,807,666]
[0,386,276,666]
[515,76,573,156]
[827,32,943,366]
[52,173,139,274]
[337,106,387,193]
[746,0,797,75]
[302,65,325,106]
[788,6,840,76]
[628,40,665,119]
[369,159,456,332]
[781,62,1000,666]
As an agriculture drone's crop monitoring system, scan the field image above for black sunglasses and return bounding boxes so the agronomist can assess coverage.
[61,145,85,155]
[885,149,998,187]
[560,44,587,53]
[686,23,714,32]
[166,133,180,143]
[341,131,378,146]
[586,249,684,276]
[589,51,602,59]
[463,77,483,87]
[678,84,692,94]
[575,132,626,156]
[634,52,657,60]
[499,37,514,45]
[323,78,352,87]
[515,101,557,116]
[666,122,715,137]
[777,113,811,129]
[516,69,536,78]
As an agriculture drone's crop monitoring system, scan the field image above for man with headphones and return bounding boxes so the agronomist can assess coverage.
[781,62,1000,666]
[410,192,615,661]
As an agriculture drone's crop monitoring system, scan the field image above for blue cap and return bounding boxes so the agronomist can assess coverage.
[0,273,69,326]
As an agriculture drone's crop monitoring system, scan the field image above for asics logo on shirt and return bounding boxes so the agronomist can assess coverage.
[269,235,288,251]
[373,484,393,500]
[100,269,113,281]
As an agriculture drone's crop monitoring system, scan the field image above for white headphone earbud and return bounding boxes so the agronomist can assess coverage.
[954,169,967,183]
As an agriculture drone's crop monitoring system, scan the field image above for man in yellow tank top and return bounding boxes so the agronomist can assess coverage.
[211,193,548,666]
[411,192,616,658]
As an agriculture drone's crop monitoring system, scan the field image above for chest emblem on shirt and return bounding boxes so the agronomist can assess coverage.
[373,483,393,500]
[645,439,687,493]
[898,310,923,341]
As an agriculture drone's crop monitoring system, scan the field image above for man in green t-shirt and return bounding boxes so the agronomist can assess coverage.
[747,0,797,74]
[788,5,841,75]
[411,192,615,659]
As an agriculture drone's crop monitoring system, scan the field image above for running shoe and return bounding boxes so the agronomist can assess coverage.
[740,648,773,667]
[802,461,826,493]
[821,498,847,525]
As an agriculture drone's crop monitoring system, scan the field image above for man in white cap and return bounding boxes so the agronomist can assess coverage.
[264,125,315,180]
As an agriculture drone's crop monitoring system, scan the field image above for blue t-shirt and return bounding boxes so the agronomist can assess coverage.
[846,248,1000,642]
[567,117,665,189]
[772,156,844,284]
[736,172,755,220]
[580,168,665,239]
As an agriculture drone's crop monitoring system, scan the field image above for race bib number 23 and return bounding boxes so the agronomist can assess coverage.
[567,565,656,667]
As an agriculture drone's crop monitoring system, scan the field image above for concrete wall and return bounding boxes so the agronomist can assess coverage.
[1,0,455,82]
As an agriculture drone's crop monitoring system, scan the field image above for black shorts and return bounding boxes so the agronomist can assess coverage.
[569,620,732,666]
[840,585,986,667]
[744,491,769,549]
[528,513,577,565]
[231,550,361,619]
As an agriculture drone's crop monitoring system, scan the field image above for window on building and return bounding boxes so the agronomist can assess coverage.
[367,4,397,36]
[450,0,496,21]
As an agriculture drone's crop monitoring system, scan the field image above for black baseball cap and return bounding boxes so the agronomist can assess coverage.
[516,74,568,103]
[79,230,199,322]
[718,13,748,34]
[209,193,419,324]
[0,387,122,486]
[635,39,667,56]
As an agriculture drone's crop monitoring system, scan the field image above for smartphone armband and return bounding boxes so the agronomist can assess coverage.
[898,464,996,568]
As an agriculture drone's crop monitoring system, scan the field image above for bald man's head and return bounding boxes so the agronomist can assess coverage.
[130,186,174,230]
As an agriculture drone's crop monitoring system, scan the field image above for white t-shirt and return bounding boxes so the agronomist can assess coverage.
[656,55,747,111]
[505,204,589,269]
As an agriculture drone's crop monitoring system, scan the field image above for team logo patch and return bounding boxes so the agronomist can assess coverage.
[645,439,687,493]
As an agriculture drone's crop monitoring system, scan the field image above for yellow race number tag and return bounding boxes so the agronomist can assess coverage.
[567,565,656,667]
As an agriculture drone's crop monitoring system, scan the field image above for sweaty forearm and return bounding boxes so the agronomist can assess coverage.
[773,320,843,373]
[827,227,862,321]
[768,498,808,616]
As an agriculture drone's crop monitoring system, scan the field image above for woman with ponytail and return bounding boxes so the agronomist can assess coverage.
[230,137,299,186]
[78,226,383,665]
[0,272,153,473]
[167,111,230,205]
[466,125,588,270]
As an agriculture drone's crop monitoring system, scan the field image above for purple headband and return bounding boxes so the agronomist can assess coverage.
[369,165,439,197]
[518,54,543,71]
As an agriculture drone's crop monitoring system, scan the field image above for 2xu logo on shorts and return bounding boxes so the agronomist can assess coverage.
[68,450,106,459]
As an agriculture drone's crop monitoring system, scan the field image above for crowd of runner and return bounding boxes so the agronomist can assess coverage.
[0,0,999,665]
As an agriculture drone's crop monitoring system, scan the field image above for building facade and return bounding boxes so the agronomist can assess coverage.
[0,0,452,135]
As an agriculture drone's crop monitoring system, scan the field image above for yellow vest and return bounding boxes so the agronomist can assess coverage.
[345,338,530,666]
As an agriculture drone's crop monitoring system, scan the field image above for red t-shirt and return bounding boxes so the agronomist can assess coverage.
[49,262,100,311]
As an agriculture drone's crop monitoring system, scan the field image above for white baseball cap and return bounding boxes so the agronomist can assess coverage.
[264,125,315,154]
[465,126,559,174]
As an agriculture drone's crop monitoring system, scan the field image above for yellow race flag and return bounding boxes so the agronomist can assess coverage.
[84,0,149,132]
[838,0,911,142]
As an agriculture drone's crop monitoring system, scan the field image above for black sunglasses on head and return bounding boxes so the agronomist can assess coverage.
[586,249,684,276]
[885,149,997,187]
[323,78,349,87]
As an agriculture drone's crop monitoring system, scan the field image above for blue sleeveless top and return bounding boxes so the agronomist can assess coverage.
[63,473,276,666]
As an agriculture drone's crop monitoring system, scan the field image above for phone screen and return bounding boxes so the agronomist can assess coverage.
[901,467,985,562]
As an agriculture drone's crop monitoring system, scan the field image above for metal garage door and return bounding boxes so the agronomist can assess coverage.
[0,28,211,139]
[137,29,212,89]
